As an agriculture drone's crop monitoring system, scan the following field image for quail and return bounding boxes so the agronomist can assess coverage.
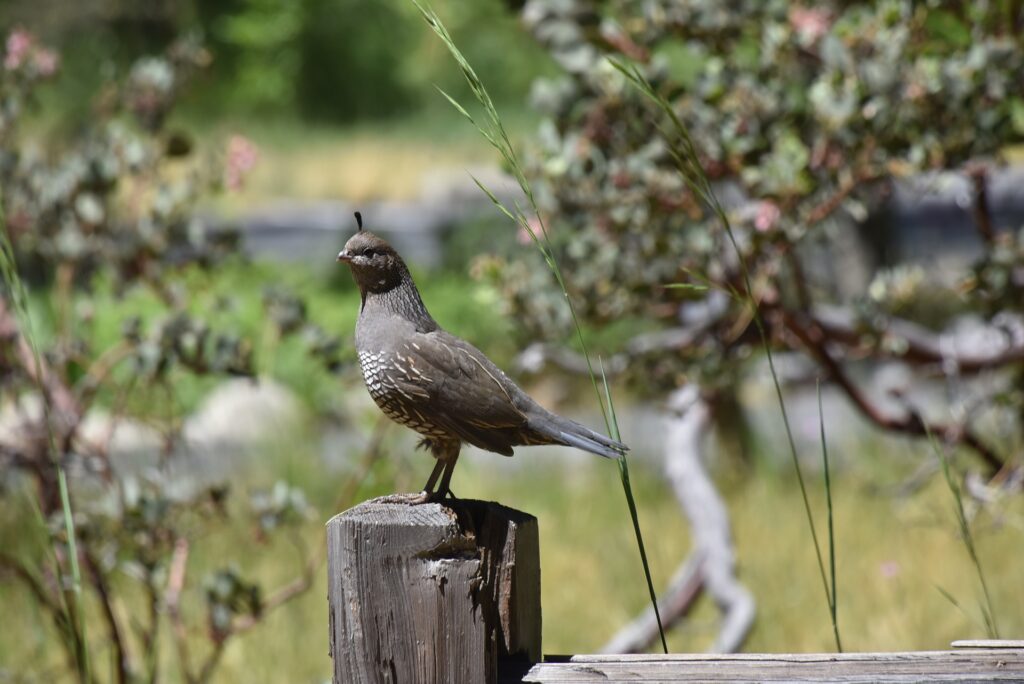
[337,212,627,503]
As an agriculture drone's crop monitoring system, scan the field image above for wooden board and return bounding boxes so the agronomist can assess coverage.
[502,649,1024,683]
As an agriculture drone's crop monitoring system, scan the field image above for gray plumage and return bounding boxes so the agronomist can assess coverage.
[337,224,627,501]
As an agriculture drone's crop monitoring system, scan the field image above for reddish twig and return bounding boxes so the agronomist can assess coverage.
[966,162,996,246]
[810,306,1024,373]
[164,538,197,684]
[143,579,162,684]
[601,26,650,62]
[800,169,882,227]
[0,299,81,442]
[782,310,1006,474]
[74,341,135,414]
[83,551,131,684]
[786,249,813,313]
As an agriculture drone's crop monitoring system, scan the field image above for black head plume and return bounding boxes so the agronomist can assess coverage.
[355,211,363,231]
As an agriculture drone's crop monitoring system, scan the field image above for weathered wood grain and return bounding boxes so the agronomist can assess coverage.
[327,498,540,684]
[502,649,1024,683]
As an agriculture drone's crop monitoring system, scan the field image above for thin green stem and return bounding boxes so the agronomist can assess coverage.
[602,358,668,653]
[926,427,999,639]
[817,380,842,652]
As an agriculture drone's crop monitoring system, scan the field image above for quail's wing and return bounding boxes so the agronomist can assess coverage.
[388,330,531,455]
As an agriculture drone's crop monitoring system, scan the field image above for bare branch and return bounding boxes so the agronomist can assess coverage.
[783,310,1007,474]
[811,306,1024,374]
[799,169,883,227]
[164,538,197,684]
[965,162,996,246]
[217,419,392,641]
[195,643,226,684]
[0,299,81,434]
[663,386,755,652]
[143,577,163,684]
[74,341,135,413]
[83,550,131,684]
[786,250,813,313]
[516,324,716,377]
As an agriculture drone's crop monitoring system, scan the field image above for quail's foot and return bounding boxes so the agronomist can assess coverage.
[373,491,434,505]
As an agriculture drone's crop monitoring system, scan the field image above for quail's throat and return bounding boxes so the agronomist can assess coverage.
[359,272,436,332]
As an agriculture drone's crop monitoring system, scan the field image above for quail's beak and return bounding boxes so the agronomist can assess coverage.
[336,250,352,263]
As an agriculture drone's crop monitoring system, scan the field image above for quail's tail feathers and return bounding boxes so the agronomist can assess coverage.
[529,414,628,459]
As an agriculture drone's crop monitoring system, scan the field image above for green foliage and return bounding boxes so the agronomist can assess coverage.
[295,0,416,121]
[207,0,305,112]
[73,257,510,418]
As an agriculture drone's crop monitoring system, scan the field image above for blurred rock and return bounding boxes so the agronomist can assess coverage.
[863,166,1024,269]
[184,376,305,451]
[0,378,308,501]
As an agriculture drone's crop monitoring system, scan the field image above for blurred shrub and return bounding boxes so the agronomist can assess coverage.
[0,29,348,683]
[1,0,551,123]
[478,0,1024,469]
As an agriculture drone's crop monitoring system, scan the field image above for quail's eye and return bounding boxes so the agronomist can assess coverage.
[362,248,376,258]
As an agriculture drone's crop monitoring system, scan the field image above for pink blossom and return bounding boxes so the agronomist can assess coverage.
[32,48,59,76]
[789,7,831,44]
[225,134,259,191]
[754,200,781,232]
[879,560,901,579]
[4,28,33,71]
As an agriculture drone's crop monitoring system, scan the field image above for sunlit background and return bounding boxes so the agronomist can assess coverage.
[1,2,1022,682]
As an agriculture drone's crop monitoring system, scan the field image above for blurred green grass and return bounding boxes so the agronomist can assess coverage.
[29,255,516,420]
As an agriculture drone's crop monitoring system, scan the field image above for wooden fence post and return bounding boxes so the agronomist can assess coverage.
[327,498,541,684]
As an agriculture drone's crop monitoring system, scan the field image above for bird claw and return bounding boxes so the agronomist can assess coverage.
[373,491,440,506]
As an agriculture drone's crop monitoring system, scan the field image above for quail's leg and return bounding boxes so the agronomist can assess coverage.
[434,450,460,501]
[375,459,445,505]
[377,441,460,505]
[420,458,446,498]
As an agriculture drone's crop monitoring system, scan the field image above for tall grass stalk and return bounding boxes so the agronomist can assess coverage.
[0,201,90,679]
[817,381,842,651]
[413,1,669,653]
[601,358,668,653]
[611,59,838,644]
[926,427,999,638]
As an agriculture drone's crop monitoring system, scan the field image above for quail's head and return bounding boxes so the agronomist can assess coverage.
[337,220,407,294]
